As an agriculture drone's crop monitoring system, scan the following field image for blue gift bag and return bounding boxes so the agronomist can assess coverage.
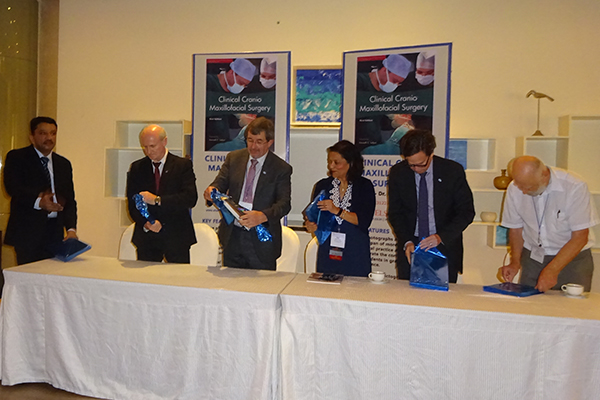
[303,190,337,245]
[409,244,449,291]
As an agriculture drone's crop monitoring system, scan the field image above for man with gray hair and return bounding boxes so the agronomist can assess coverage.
[126,124,198,263]
[500,156,599,291]
[204,117,292,270]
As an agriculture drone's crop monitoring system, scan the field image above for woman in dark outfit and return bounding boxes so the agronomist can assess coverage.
[305,140,376,277]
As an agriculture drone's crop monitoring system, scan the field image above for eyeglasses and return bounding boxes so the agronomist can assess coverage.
[407,154,431,169]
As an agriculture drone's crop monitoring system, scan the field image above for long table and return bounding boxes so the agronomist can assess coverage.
[279,276,600,400]
[0,256,296,400]
[2,258,600,400]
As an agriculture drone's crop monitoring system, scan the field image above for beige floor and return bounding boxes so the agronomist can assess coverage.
[0,382,104,399]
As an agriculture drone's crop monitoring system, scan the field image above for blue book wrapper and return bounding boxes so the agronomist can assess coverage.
[483,282,542,297]
[133,194,155,224]
[303,189,337,245]
[410,244,449,291]
[210,189,272,242]
[48,239,91,262]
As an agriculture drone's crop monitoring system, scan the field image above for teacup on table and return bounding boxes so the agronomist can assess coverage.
[368,271,385,282]
[561,283,584,296]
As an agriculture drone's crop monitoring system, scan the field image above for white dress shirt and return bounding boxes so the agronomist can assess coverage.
[502,167,599,255]
[238,152,267,210]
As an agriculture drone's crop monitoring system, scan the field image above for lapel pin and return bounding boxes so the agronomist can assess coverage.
[438,178,442,182]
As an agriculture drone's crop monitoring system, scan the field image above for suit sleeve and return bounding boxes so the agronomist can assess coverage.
[436,163,475,244]
[160,158,198,210]
[261,162,292,222]
[209,152,232,194]
[126,163,148,226]
[387,165,413,245]
[354,178,376,231]
[3,150,42,212]
[59,158,77,231]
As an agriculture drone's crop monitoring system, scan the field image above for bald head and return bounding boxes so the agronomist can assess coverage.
[511,156,550,196]
[139,124,167,140]
[139,124,168,162]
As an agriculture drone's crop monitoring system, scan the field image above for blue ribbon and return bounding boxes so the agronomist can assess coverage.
[210,189,272,242]
[133,194,155,224]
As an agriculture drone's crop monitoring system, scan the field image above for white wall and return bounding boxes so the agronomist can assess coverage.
[55,0,600,288]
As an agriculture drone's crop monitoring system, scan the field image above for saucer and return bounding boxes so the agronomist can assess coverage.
[369,279,388,284]
[565,293,585,299]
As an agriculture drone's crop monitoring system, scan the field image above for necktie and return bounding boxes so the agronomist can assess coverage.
[40,156,51,188]
[242,159,258,203]
[153,162,161,193]
[418,172,429,239]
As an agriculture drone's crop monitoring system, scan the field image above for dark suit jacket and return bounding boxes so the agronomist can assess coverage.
[126,152,198,250]
[210,149,292,264]
[3,145,77,251]
[388,156,475,279]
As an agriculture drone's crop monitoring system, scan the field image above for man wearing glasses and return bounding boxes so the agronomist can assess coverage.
[387,129,475,282]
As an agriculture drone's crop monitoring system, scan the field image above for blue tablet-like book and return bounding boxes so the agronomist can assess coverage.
[483,282,542,297]
[49,239,92,262]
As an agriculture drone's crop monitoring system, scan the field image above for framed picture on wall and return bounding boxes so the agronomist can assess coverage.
[292,66,342,126]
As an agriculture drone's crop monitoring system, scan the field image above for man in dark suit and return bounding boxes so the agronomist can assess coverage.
[204,117,292,270]
[3,116,78,265]
[388,129,475,283]
[126,124,198,263]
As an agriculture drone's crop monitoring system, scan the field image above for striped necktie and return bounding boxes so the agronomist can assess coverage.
[40,156,51,188]
[242,159,258,203]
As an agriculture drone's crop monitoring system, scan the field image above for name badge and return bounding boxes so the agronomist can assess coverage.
[329,248,343,261]
[530,245,545,263]
[330,232,346,248]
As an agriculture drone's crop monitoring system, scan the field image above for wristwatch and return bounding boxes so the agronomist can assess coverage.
[155,196,161,206]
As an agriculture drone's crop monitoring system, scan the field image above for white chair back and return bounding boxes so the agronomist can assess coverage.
[276,226,300,272]
[304,236,318,274]
[118,224,137,261]
[190,223,220,266]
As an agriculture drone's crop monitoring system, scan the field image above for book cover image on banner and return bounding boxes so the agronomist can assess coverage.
[205,57,277,151]
[342,44,451,277]
[192,52,291,228]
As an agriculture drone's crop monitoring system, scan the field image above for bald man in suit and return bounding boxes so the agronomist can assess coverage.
[127,124,198,263]
[204,117,292,270]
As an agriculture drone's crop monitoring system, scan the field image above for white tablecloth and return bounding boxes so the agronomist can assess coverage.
[280,276,600,400]
[0,256,296,400]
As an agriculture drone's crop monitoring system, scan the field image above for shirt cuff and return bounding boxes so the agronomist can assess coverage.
[500,222,523,229]
[34,196,42,210]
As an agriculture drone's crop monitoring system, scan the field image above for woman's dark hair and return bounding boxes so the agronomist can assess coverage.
[327,140,364,182]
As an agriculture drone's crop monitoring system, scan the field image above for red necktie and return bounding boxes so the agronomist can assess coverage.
[153,162,161,193]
